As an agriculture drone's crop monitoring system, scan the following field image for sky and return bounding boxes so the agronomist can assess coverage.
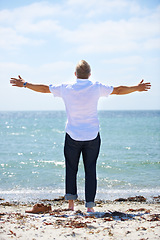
[0,0,160,111]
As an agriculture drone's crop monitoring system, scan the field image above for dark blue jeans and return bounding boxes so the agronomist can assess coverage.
[64,133,101,208]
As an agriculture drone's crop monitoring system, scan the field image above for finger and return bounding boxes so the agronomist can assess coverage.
[145,86,151,90]
[10,79,17,83]
[145,84,151,87]
[18,75,22,79]
[11,83,17,86]
[140,79,144,84]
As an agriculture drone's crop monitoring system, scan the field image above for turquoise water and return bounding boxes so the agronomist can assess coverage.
[0,111,159,202]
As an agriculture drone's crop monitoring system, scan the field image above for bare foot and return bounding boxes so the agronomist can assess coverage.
[87,207,94,212]
[25,204,52,214]
[68,200,74,211]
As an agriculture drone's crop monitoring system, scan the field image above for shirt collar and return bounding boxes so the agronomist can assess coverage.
[76,78,89,82]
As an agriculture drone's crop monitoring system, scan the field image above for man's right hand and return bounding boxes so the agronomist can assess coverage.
[137,80,151,92]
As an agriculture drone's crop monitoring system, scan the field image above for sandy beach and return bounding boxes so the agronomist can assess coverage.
[0,196,160,240]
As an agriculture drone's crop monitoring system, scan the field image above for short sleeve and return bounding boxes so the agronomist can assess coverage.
[99,83,113,97]
[49,84,62,97]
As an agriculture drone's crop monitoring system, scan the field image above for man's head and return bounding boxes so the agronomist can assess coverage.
[75,60,91,79]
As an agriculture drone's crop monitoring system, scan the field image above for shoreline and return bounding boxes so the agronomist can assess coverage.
[0,196,160,240]
[0,194,160,205]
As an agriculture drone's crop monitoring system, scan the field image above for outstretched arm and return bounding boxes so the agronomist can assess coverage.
[111,80,151,95]
[10,75,51,93]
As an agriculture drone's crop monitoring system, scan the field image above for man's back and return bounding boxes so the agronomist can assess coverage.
[49,78,113,140]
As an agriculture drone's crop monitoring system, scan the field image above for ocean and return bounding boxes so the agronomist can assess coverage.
[0,110,159,203]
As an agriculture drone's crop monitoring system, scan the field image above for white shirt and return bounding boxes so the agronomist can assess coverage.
[49,79,113,141]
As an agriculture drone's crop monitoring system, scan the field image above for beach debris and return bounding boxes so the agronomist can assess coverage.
[115,198,127,202]
[127,208,150,214]
[43,221,54,225]
[128,196,146,202]
[0,202,13,206]
[51,207,136,221]
[41,196,65,202]
[49,208,74,217]
[67,220,88,228]
[53,219,88,229]
[153,196,160,203]
[49,209,61,216]
[0,213,6,217]
[84,210,134,221]
[108,211,133,220]
[136,227,147,231]
[53,196,65,201]
[108,229,113,236]
[75,199,85,205]
[9,230,16,236]
[101,212,111,218]
[115,195,146,202]
[153,195,160,199]
[41,196,65,206]
[75,210,85,216]
[148,214,160,221]
[95,200,106,207]
[103,217,113,221]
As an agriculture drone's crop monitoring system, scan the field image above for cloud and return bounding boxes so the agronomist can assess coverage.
[41,61,74,72]
[0,27,45,49]
[60,6,160,54]
[143,38,160,50]
[67,0,128,12]
[0,2,63,24]
[67,0,149,18]
[17,19,61,34]
[0,1,159,54]
[0,2,63,49]
[103,56,143,65]
[0,62,32,82]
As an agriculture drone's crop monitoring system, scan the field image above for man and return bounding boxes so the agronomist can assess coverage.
[10,60,151,212]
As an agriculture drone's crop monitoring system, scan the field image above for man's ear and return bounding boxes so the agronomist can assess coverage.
[75,72,77,77]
